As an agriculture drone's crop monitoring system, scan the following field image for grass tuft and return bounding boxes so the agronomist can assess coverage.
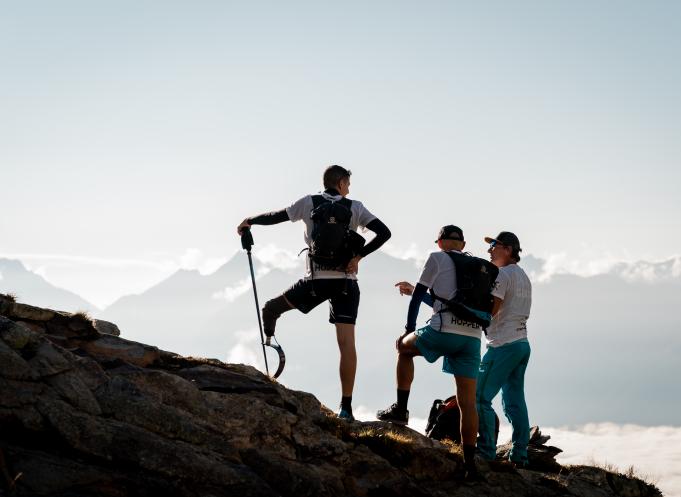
[0,292,18,303]
[438,437,463,456]
[571,460,659,487]
[72,310,93,322]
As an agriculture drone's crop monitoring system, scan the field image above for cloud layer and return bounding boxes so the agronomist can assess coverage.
[545,423,681,497]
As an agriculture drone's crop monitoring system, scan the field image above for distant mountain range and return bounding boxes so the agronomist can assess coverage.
[2,253,680,426]
[0,258,99,312]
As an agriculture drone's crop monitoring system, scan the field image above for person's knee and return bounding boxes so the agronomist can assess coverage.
[335,323,356,348]
[397,333,420,355]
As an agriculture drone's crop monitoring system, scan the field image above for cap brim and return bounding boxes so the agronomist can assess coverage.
[484,236,499,244]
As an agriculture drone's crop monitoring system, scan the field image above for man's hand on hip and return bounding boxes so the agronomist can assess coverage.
[346,255,362,274]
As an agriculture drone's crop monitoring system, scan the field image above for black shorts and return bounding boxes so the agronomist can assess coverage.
[284,278,360,325]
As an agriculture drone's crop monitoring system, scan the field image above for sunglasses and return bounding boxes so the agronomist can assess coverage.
[489,240,506,249]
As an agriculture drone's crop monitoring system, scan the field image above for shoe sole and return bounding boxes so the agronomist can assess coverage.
[377,418,408,426]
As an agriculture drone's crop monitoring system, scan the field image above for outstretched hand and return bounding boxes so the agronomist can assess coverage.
[237,219,250,235]
[395,281,414,296]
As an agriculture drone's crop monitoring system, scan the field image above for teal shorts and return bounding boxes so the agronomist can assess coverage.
[414,325,481,379]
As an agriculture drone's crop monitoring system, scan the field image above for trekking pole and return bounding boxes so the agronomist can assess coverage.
[241,227,270,376]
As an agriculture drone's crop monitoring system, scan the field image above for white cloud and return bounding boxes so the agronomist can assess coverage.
[380,243,427,268]
[212,278,253,302]
[32,265,48,279]
[525,253,681,284]
[225,329,261,368]
[495,422,681,497]
[4,247,680,310]
[254,243,302,271]
[224,329,281,376]
[0,270,3,281]
[178,248,229,275]
[1,252,171,270]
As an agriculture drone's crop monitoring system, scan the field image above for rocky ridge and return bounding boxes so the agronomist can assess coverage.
[0,294,661,496]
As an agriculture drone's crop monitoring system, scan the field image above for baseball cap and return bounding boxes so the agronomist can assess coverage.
[484,231,521,251]
[435,225,464,243]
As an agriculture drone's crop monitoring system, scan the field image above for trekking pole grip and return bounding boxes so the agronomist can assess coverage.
[241,227,254,252]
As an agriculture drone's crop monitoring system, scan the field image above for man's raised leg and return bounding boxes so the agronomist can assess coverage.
[261,294,295,337]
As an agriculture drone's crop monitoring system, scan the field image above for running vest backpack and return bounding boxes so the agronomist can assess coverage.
[431,252,499,330]
[426,395,499,444]
[309,195,355,269]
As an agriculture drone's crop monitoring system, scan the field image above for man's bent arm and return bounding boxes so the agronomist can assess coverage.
[248,209,291,226]
[358,218,391,258]
[405,283,429,332]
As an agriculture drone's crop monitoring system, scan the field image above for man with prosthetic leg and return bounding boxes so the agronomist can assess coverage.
[237,165,391,421]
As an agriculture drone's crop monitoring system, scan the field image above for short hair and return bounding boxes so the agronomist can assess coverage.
[323,165,352,190]
[511,247,522,262]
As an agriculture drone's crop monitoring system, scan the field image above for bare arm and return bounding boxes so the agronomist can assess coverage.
[491,296,503,317]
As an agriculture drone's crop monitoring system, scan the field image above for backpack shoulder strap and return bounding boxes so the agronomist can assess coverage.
[311,194,327,209]
[444,250,467,265]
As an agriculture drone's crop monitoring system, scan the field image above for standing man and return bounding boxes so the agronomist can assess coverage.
[376,225,482,478]
[236,165,391,421]
[477,231,532,466]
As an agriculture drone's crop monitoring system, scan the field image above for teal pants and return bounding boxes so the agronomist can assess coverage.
[476,339,531,462]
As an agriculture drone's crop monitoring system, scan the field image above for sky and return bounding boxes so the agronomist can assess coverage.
[2,1,681,306]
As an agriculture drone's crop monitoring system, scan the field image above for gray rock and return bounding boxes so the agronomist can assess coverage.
[92,318,121,336]
[79,334,160,367]
[4,302,55,321]
[0,340,33,380]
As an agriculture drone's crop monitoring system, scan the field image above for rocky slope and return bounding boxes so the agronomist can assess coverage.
[0,295,661,497]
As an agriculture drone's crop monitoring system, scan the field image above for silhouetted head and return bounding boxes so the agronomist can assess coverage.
[436,225,466,252]
[323,165,352,196]
[485,231,522,266]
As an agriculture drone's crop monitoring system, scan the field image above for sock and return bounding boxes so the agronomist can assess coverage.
[463,444,477,468]
[397,389,410,411]
[341,396,352,413]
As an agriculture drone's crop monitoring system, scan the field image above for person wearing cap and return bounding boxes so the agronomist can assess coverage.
[377,225,482,478]
[476,231,532,466]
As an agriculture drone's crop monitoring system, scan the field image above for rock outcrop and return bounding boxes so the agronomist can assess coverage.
[0,294,662,497]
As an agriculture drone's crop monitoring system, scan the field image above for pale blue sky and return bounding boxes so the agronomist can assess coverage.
[2,1,680,304]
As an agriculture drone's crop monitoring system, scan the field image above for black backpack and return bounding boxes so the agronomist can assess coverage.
[426,395,499,444]
[431,251,499,330]
[309,195,363,270]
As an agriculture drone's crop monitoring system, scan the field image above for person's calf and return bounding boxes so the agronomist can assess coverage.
[335,323,357,397]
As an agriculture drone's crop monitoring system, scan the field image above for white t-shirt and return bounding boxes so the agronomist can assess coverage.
[486,263,532,347]
[417,251,482,339]
[286,192,376,280]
